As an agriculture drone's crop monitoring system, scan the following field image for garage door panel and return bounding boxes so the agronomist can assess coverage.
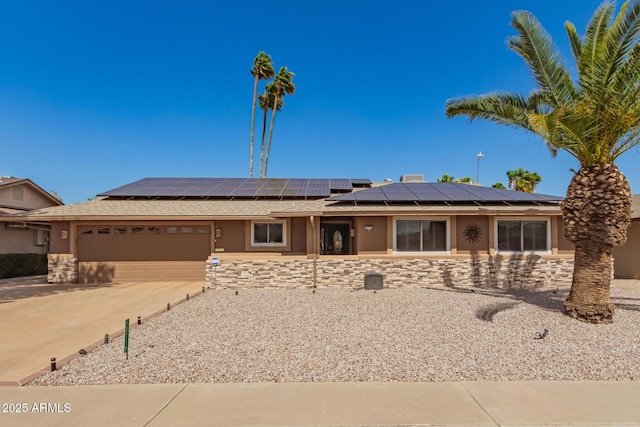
[79,261,205,283]
[78,226,211,262]
[77,224,211,282]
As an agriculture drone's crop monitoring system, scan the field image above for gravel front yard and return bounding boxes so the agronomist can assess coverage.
[29,281,640,385]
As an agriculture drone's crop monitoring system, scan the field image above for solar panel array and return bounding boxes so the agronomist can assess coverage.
[327,182,563,203]
[98,178,372,199]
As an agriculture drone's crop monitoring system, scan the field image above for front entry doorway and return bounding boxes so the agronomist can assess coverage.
[320,222,351,255]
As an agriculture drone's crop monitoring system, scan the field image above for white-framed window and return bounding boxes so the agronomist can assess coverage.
[495,218,550,253]
[393,217,450,253]
[251,220,286,247]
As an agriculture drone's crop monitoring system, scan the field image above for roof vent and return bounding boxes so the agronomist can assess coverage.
[399,174,424,182]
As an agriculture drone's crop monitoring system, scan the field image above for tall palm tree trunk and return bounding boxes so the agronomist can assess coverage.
[249,76,259,178]
[561,163,632,323]
[259,107,268,178]
[263,95,279,178]
[565,242,615,322]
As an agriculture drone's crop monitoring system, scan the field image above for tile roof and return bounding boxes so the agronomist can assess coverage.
[0,207,27,215]
[2,199,327,220]
[0,196,563,221]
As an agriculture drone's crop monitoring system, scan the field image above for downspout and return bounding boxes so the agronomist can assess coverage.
[310,215,317,287]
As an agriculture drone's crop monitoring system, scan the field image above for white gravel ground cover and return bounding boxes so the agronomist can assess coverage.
[29,283,640,385]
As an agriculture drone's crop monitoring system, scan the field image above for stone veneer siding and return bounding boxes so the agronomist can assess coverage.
[206,255,575,290]
[48,254,78,284]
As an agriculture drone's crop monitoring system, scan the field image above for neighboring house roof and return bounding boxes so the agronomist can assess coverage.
[632,194,640,219]
[0,177,64,208]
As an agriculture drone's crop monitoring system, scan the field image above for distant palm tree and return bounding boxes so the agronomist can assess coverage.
[506,168,542,193]
[258,88,283,179]
[457,176,473,183]
[437,174,456,183]
[249,52,274,178]
[262,66,295,178]
[492,182,506,189]
[446,1,640,323]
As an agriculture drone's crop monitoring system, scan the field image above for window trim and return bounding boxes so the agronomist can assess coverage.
[494,216,551,254]
[250,220,287,247]
[393,216,450,254]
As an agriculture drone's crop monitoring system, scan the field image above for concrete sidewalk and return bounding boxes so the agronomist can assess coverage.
[2,381,640,426]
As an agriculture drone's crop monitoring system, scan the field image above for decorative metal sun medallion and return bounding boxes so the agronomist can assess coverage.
[463,223,482,244]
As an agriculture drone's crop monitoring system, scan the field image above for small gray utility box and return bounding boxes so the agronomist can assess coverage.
[364,271,383,290]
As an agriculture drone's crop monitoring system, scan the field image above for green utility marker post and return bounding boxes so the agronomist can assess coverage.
[124,318,130,360]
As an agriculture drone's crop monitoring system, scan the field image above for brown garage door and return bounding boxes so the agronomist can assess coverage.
[77,224,211,282]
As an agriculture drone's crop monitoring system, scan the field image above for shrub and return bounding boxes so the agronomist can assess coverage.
[0,253,48,279]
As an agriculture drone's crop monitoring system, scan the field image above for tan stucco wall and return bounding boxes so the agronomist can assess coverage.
[613,220,640,279]
[0,183,59,254]
[50,222,70,254]
[290,217,307,254]
[354,216,387,253]
[456,215,490,253]
[0,183,56,210]
[0,227,45,253]
[214,220,245,252]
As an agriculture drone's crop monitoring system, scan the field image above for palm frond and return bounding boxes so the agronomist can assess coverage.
[578,2,615,96]
[250,51,275,80]
[445,92,533,130]
[446,1,640,169]
[508,10,575,106]
[565,21,583,62]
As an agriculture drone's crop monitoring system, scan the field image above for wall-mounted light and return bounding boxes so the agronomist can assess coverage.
[365,225,374,232]
[61,230,69,240]
[215,228,223,238]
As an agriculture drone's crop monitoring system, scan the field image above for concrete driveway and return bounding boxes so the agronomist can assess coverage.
[0,276,205,385]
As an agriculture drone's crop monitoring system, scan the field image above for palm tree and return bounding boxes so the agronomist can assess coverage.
[437,174,456,183]
[445,1,640,323]
[457,176,473,183]
[506,168,542,193]
[249,52,274,178]
[258,88,283,179]
[262,66,295,178]
[492,182,506,189]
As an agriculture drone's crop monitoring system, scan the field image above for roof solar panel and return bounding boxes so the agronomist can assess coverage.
[329,179,353,191]
[445,193,482,201]
[355,188,387,201]
[324,182,563,203]
[350,178,373,186]
[384,192,419,201]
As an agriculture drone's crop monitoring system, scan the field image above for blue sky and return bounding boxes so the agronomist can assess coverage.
[1,0,637,204]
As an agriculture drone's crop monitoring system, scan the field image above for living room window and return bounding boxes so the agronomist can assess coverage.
[394,218,449,253]
[251,220,286,247]
[496,219,549,253]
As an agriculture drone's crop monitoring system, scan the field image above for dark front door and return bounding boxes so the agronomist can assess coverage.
[320,223,350,255]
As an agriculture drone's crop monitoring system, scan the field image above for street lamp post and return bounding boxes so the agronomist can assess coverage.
[476,151,484,183]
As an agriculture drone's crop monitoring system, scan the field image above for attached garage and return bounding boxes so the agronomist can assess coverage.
[77,223,212,282]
